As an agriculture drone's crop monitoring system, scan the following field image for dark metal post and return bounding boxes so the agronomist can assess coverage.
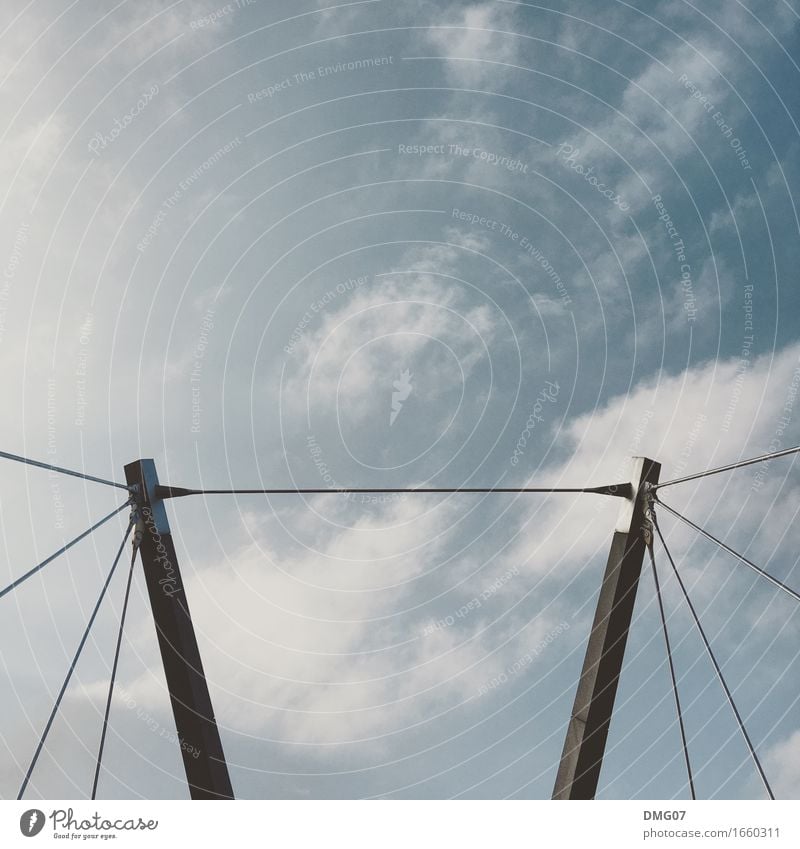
[124,459,234,799]
[553,456,661,799]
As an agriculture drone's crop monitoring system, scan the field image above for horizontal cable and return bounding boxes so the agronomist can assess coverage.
[155,483,632,499]
[656,444,800,490]
[17,519,135,800]
[656,498,800,604]
[0,449,131,490]
[652,515,774,800]
[0,501,133,600]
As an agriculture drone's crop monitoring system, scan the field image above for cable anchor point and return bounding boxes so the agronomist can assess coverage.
[640,481,657,550]
[129,506,145,566]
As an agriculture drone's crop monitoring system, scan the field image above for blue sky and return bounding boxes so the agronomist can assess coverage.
[0,0,799,800]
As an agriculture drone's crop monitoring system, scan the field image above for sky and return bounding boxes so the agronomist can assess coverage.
[0,0,799,801]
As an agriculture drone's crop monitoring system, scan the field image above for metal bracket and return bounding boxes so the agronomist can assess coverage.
[640,481,656,550]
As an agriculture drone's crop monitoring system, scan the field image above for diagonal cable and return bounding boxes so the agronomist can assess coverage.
[0,448,131,490]
[656,498,800,604]
[17,517,135,800]
[0,501,133,600]
[655,444,800,490]
[91,515,142,800]
[646,536,695,799]
[652,515,774,800]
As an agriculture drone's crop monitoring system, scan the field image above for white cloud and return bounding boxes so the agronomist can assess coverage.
[424,2,521,86]
[561,41,734,211]
[119,494,502,746]
[112,340,800,757]
[281,244,501,426]
[765,729,800,798]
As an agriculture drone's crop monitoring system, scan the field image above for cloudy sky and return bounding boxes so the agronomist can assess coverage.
[1,0,799,800]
